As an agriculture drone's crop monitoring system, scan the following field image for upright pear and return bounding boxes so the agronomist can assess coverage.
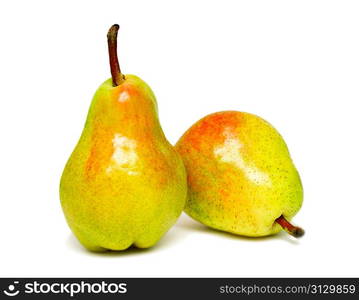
[60,25,187,251]
[175,111,304,238]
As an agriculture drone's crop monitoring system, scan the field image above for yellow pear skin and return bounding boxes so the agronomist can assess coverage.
[60,25,187,251]
[175,111,304,238]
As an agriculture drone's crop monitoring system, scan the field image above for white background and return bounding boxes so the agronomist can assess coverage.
[0,0,358,277]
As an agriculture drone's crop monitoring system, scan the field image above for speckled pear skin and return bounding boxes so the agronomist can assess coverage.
[175,111,303,237]
[60,75,187,251]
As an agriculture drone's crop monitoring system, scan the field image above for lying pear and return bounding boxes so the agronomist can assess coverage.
[175,111,304,238]
[60,25,187,251]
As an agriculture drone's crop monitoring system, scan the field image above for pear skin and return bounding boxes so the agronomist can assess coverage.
[175,111,303,238]
[60,25,187,251]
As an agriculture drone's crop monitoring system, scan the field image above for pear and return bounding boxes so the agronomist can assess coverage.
[60,25,187,251]
[175,111,304,238]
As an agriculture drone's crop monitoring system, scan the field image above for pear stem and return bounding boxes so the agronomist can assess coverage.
[275,215,305,238]
[107,24,125,86]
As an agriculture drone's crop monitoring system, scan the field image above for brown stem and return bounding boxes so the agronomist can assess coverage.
[107,24,125,86]
[275,215,305,238]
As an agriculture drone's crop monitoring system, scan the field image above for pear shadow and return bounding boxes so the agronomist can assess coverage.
[276,231,302,245]
[178,216,302,245]
[65,224,189,257]
[66,234,152,257]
